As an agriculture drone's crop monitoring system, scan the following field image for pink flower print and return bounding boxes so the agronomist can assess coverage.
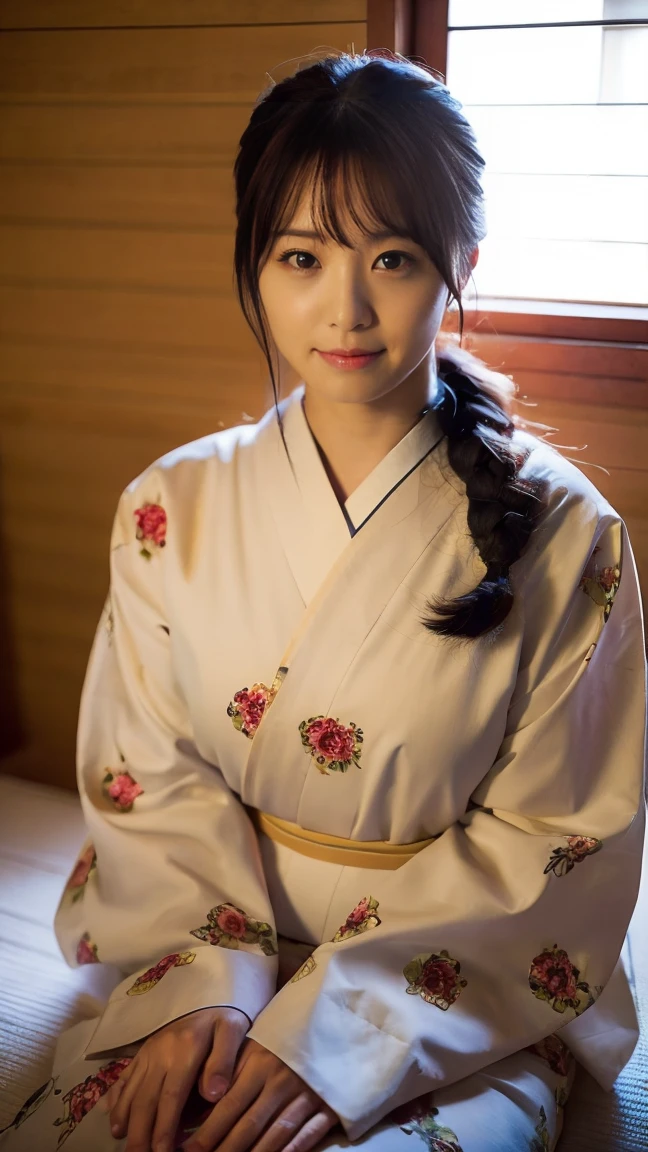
[127,951,196,996]
[76,933,99,965]
[190,902,278,957]
[333,896,381,941]
[529,944,595,1016]
[544,835,602,878]
[102,768,144,812]
[134,501,166,559]
[65,844,97,903]
[403,951,467,1011]
[525,1033,574,1078]
[53,1058,132,1147]
[227,684,274,738]
[299,715,363,774]
[579,547,621,623]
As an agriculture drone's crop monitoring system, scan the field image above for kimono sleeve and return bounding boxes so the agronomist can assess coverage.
[247,498,647,1142]
[53,480,278,1059]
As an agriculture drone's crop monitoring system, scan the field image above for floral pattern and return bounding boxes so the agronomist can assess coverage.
[190,902,278,956]
[228,682,277,738]
[289,954,318,983]
[0,1078,61,1135]
[333,896,381,942]
[299,715,364,774]
[525,1032,574,1077]
[544,835,602,877]
[53,1058,132,1147]
[389,1094,463,1151]
[579,544,621,623]
[528,1104,550,1152]
[529,944,597,1016]
[76,932,99,965]
[102,767,144,812]
[134,500,167,559]
[64,843,97,902]
[126,950,196,996]
[404,951,467,1010]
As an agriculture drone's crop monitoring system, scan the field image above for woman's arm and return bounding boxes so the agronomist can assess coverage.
[246,505,647,1144]
[54,476,279,1058]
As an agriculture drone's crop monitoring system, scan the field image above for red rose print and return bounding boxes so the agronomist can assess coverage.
[227,685,273,738]
[190,902,278,957]
[529,944,595,1016]
[216,906,248,938]
[525,1032,574,1077]
[333,896,381,941]
[127,951,196,996]
[544,835,602,878]
[102,768,144,812]
[76,933,99,965]
[299,715,364,774]
[579,551,621,623]
[53,1058,132,1146]
[66,844,97,898]
[134,502,167,559]
[403,951,467,1010]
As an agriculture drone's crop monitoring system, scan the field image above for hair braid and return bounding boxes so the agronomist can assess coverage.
[422,351,549,641]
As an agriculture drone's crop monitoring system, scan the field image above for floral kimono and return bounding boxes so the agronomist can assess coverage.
[2,381,646,1152]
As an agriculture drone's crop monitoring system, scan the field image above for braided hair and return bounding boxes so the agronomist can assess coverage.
[232,49,550,641]
[423,342,548,640]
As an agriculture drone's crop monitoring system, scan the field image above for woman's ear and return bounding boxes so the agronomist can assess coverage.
[459,245,479,292]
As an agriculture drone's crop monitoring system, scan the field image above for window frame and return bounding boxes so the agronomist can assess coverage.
[366,0,648,343]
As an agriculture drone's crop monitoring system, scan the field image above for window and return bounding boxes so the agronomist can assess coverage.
[445,0,648,311]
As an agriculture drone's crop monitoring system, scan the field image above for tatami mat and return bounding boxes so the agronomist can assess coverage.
[0,772,646,1147]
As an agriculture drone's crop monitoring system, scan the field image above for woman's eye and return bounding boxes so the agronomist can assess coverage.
[276,249,414,273]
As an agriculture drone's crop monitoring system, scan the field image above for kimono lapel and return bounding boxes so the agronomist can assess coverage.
[240,387,463,818]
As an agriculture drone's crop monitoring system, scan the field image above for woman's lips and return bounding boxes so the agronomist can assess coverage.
[317,349,385,370]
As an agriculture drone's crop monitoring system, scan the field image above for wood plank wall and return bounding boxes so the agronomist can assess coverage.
[0,1,367,789]
[1,2,646,791]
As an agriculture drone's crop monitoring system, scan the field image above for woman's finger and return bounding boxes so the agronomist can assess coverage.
[150,1066,206,1152]
[282,1110,339,1152]
[121,1076,166,1152]
[198,1009,249,1102]
[108,1058,145,1136]
[183,1062,266,1151]
[247,1092,318,1152]
[110,1060,159,1144]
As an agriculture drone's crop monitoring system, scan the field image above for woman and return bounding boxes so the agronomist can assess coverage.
[2,50,645,1152]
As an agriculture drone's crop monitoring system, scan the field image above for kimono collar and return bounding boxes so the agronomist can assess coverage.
[280,382,445,538]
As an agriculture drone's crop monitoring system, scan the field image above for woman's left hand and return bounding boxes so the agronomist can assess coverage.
[181,1038,339,1152]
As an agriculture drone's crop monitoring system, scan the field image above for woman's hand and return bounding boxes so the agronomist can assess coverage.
[102,1005,249,1152]
[181,1037,339,1152]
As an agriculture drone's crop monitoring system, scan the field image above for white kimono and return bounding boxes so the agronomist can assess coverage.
[3,381,646,1152]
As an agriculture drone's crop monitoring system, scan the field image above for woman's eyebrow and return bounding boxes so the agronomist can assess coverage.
[274,228,408,242]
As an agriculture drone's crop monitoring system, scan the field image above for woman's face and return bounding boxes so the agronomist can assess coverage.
[258,185,460,409]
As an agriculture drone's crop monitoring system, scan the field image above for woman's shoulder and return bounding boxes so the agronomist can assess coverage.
[122,407,274,504]
[514,426,621,526]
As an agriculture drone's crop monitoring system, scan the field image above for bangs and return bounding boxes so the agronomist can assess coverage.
[266,143,420,256]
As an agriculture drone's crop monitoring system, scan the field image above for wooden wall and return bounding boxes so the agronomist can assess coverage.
[0,1,366,789]
[0,2,646,792]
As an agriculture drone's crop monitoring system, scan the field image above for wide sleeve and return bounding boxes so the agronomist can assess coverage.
[53,479,279,1059]
[246,495,647,1142]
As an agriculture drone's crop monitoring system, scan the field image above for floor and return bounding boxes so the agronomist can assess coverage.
[0,772,647,1148]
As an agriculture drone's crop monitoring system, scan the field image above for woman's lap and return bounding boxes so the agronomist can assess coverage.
[0,1016,575,1152]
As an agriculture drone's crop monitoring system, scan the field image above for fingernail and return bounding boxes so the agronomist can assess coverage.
[111,1124,121,1137]
[206,1075,227,1099]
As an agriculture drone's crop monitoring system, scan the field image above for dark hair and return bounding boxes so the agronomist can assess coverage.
[232,49,549,642]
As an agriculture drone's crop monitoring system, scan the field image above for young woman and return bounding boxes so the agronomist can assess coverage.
[2,50,645,1152]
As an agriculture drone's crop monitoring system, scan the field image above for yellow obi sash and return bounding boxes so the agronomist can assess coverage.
[247,807,437,870]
